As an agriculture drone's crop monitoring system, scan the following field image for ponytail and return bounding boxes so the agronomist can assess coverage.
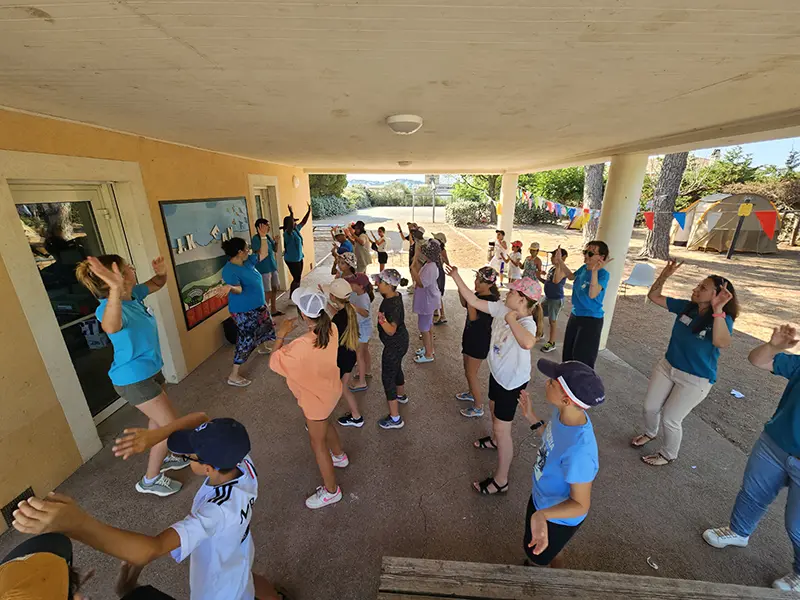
[526,298,544,339]
[488,283,500,300]
[366,285,375,303]
[339,299,360,351]
[312,311,333,349]
[75,254,125,298]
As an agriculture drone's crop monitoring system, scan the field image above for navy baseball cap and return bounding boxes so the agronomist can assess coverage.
[537,359,605,409]
[167,418,251,470]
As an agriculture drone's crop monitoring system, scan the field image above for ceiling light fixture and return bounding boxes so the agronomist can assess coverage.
[386,114,423,135]
[397,160,413,167]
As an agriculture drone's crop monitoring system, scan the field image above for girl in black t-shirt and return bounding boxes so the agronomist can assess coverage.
[457,266,501,418]
[372,269,411,430]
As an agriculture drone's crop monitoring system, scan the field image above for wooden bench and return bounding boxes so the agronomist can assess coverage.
[378,557,788,599]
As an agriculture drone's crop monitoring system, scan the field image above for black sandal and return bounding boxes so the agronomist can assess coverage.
[474,436,498,450]
[474,477,508,495]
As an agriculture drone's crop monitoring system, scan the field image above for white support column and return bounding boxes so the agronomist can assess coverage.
[498,172,519,237]
[595,154,648,350]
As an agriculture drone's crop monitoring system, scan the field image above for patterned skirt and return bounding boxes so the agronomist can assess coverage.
[231,304,276,365]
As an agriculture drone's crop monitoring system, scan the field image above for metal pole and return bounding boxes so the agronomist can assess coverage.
[431,182,436,223]
[726,200,752,259]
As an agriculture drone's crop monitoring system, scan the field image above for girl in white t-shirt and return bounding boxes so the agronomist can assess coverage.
[508,240,524,283]
[369,226,391,271]
[446,264,544,496]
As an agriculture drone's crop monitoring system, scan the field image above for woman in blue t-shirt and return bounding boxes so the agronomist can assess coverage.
[219,231,276,388]
[281,203,312,295]
[632,259,738,466]
[76,254,186,498]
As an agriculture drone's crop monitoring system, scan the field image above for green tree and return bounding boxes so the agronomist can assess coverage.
[522,167,584,205]
[309,174,348,198]
[452,175,502,203]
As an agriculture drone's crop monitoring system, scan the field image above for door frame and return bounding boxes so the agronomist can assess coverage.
[0,151,187,462]
[248,175,288,294]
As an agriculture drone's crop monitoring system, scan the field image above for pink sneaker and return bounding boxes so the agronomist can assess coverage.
[305,486,343,509]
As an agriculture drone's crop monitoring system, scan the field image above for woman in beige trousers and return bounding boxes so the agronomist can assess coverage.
[631,259,738,466]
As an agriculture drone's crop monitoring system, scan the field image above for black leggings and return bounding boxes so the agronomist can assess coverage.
[285,260,304,294]
[562,314,603,369]
[381,337,409,400]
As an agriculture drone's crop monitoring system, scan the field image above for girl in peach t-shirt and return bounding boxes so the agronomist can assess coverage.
[270,288,348,510]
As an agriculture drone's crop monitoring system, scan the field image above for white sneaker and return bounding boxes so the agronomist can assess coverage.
[135,474,182,497]
[331,451,349,468]
[773,573,800,592]
[702,526,750,548]
[305,486,343,509]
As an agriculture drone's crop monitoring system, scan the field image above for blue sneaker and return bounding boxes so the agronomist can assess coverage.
[378,415,405,430]
[455,392,474,402]
[396,394,409,404]
[460,406,484,418]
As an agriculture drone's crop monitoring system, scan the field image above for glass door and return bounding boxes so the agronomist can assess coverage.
[11,184,129,421]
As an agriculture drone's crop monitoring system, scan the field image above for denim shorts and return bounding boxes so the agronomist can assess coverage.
[113,372,166,406]
[542,297,564,321]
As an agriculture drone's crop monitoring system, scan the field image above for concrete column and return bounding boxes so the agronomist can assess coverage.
[595,154,648,350]
[498,172,519,236]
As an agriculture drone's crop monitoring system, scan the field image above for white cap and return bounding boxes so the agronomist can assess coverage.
[321,278,352,300]
[291,288,327,318]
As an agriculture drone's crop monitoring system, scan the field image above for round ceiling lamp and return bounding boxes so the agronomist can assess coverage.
[386,114,423,135]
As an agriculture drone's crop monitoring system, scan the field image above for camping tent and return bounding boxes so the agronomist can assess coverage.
[671,193,780,254]
[566,213,590,230]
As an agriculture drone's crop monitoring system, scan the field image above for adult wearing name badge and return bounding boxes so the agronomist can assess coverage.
[631,260,738,466]
[250,218,284,317]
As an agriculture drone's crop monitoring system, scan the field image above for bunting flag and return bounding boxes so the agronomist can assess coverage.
[754,210,778,240]
[738,203,753,217]
[643,211,655,231]
[568,207,577,220]
[583,207,590,215]
[673,212,687,230]
[705,212,722,231]
[546,201,555,212]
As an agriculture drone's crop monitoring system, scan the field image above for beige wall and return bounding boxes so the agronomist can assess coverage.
[0,109,313,516]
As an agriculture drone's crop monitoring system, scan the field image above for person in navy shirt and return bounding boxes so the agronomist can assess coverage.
[76,254,188,498]
[219,229,276,388]
[250,218,283,317]
[518,359,605,568]
[556,240,611,368]
[632,260,737,466]
[282,203,312,295]
[703,324,800,593]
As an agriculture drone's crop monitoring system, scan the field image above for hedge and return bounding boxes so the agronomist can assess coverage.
[311,195,350,219]
[445,199,561,227]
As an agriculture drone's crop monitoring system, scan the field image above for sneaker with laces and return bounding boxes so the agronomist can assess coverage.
[337,413,364,428]
[160,454,190,473]
[461,406,485,418]
[541,342,557,353]
[395,394,409,404]
[773,573,800,592]
[456,391,475,402]
[135,474,182,497]
[330,451,349,468]
[702,526,750,548]
[305,486,342,509]
[378,415,405,429]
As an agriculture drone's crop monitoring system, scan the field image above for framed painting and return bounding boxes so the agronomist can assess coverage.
[160,197,250,329]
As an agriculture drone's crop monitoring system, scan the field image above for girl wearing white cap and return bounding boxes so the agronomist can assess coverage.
[270,288,349,509]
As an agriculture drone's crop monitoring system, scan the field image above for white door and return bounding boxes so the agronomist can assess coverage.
[254,186,288,292]
[11,183,130,423]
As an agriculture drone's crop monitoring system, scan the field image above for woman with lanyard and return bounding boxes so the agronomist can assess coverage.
[282,203,312,295]
[218,227,276,388]
[251,218,283,317]
[75,254,187,497]
[631,260,738,466]
[347,220,373,274]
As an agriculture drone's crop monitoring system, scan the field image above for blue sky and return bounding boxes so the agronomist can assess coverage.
[347,137,799,182]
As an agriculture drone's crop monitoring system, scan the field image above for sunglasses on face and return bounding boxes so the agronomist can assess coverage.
[175,454,203,464]
[583,250,595,257]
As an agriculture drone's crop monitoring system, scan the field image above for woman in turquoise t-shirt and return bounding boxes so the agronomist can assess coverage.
[76,254,186,498]
[219,229,276,388]
[282,203,312,295]
[632,260,738,466]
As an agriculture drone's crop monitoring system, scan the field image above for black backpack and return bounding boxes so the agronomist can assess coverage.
[222,317,238,345]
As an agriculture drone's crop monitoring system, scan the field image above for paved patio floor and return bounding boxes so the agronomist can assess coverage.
[1,258,794,599]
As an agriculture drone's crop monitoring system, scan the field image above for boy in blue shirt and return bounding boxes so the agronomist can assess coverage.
[703,324,800,593]
[251,219,284,317]
[555,240,611,368]
[518,359,605,568]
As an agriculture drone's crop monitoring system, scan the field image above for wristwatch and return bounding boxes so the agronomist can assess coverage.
[530,420,545,431]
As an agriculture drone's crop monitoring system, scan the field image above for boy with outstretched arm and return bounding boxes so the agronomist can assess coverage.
[518,359,605,568]
[13,414,289,600]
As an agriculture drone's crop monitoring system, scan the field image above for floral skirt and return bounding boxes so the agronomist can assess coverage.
[231,305,276,365]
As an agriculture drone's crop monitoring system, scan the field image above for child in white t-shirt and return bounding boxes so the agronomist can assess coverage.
[446,265,543,496]
[508,240,524,283]
[11,415,288,600]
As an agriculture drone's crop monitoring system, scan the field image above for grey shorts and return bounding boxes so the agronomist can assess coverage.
[262,271,280,293]
[542,297,565,321]
[114,372,166,406]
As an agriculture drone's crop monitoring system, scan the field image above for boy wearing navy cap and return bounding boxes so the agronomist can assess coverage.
[518,359,605,568]
[12,414,288,600]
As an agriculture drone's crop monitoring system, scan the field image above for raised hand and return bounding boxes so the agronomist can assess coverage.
[552,246,563,265]
[661,259,684,279]
[13,493,85,536]
[769,324,800,351]
[112,428,160,460]
[257,222,269,237]
[444,264,458,277]
[87,256,125,291]
[151,256,167,277]
[711,281,733,313]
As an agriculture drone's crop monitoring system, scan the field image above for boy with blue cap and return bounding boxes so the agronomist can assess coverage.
[518,359,605,568]
[12,414,288,600]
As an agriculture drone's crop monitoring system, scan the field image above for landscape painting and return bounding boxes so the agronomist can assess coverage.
[160,197,250,329]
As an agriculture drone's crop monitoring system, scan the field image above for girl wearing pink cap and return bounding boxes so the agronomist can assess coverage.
[446,265,544,495]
